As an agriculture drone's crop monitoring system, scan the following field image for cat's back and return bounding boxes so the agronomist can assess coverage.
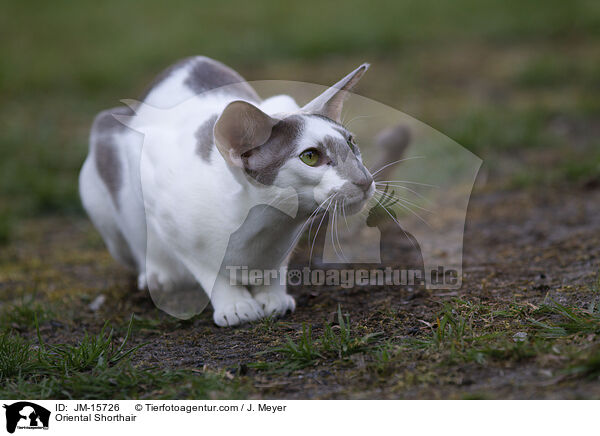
[83,57,264,213]
[140,56,261,108]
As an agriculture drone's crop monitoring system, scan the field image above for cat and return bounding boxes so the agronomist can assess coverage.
[79,56,374,326]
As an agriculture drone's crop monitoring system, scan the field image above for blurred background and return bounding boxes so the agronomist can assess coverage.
[1,0,600,401]
[1,0,599,242]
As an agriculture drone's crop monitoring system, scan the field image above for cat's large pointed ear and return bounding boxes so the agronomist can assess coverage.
[301,63,369,123]
[214,100,278,167]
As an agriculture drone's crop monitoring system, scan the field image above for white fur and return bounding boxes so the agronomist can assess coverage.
[80,57,372,326]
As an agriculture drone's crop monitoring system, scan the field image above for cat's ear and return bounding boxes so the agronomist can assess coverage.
[214,101,279,167]
[301,63,369,123]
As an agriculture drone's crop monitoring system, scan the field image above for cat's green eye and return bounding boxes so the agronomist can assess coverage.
[299,149,320,166]
[347,136,357,152]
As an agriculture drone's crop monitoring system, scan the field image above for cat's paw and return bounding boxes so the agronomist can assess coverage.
[213,298,265,327]
[253,292,296,317]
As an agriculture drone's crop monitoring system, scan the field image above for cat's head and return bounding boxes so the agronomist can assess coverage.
[214,64,374,216]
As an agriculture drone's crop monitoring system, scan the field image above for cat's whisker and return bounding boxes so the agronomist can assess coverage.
[374,179,438,188]
[343,114,377,130]
[370,156,425,178]
[331,200,346,263]
[308,195,336,268]
[286,193,335,255]
[307,193,335,247]
[374,189,431,228]
[374,184,398,209]
[309,195,336,266]
[330,201,342,262]
[294,194,333,247]
[374,188,432,214]
[333,200,349,263]
[342,198,350,232]
[374,182,433,205]
[373,195,418,250]
[374,187,425,210]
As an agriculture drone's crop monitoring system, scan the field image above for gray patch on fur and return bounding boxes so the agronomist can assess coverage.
[322,135,372,188]
[139,57,196,100]
[93,106,132,208]
[139,56,261,103]
[93,106,131,133]
[307,113,345,128]
[242,116,305,186]
[307,114,361,157]
[321,134,349,166]
[185,57,260,102]
[331,126,349,138]
[195,114,218,162]
[95,139,122,208]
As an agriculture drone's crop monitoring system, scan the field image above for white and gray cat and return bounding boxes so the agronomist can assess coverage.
[79,56,375,326]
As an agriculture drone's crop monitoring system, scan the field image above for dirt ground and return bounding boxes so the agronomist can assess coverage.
[2,180,599,399]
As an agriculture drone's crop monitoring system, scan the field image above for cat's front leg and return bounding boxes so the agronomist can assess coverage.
[211,275,264,327]
[251,280,296,318]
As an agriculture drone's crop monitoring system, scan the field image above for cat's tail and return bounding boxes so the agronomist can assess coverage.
[369,124,411,181]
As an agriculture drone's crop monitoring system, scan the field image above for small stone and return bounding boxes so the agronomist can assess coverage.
[88,294,106,312]
[513,331,528,342]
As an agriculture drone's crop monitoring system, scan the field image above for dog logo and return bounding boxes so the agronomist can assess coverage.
[3,402,50,433]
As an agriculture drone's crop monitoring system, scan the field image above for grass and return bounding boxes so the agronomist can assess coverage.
[508,149,600,189]
[1,0,599,224]
[2,288,599,398]
[1,365,246,400]
[565,346,600,380]
[0,213,12,246]
[271,324,324,369]
[407,299,501,361]
[0,315,246,399]
[0,294,56,332]
[0,316,142,381]
[35,315,143,373]
[514,52,600,90]
[320,307,382,358]
[384,286,600,372]
[248,293,600,389]
[0,333,36,379]
[446,107,564,153]
[258,294,596,375]
[530,299,600,338]
[254,306,381,370]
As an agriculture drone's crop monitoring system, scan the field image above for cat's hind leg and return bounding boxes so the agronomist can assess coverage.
[79,158,137,271]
